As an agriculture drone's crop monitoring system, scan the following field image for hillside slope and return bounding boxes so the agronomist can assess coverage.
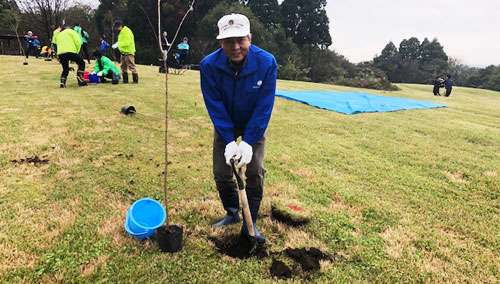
[1,55,499,283]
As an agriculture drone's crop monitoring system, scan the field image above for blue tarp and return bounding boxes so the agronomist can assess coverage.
[275,90,448,115]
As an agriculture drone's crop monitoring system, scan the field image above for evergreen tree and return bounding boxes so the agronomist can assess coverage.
[399,37,421,61]
[280,0,331,48]
[0,0,19,30]
[373,41,401,82]
[195,2,268,60]
[248,0,281,28]
[95,0,127,33]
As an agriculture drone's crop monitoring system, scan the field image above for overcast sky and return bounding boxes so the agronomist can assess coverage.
[327,0,500,67]
[83,0,499,67]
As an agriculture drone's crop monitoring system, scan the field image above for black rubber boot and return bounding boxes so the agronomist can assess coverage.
[241,197,265,243]
[212,187,240,227]
[123,72,129,84]
[132,73,138,84]
[76,70,87,86]
[60,77,66,88]
[112,71,120,84]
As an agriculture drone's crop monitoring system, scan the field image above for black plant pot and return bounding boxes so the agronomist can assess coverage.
[157,225,183,253]
[120,105,136,115]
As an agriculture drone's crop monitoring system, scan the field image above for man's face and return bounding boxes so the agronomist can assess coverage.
[117,26,123,31]
[220,36,251,63]
[163,32,167,36]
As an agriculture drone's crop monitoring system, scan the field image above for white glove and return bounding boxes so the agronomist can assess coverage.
[97,71,103,77]
[112,42,118,49]
[237,141,253,168]
[224,141,240,166]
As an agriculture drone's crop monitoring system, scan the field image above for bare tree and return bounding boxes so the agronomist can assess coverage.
[16,0,69,41]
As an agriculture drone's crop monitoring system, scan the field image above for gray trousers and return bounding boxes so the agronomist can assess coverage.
[213,130,266,200]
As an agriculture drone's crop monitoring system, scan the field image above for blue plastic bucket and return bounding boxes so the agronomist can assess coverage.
[128,198,166,233]
[89,73,99,84]
[125,209,155,238]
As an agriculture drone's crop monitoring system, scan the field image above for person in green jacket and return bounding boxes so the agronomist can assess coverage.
[51,26,61,56]
[74,22,91,64]
[113,21,138,84]
[57,25,86,88]
[92,50,120,84]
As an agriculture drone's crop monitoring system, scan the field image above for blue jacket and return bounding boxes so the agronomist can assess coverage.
[444,78,453,89]
[25,36,34,48]
[100,40,110,52]
[200,45,277,146]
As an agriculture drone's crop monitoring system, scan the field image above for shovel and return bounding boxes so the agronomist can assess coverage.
[230,158,258,255]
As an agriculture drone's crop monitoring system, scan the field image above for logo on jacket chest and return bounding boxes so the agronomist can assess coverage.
[253,80,263,89]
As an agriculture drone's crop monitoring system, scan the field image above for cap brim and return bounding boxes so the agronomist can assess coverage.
[216,30,250,40]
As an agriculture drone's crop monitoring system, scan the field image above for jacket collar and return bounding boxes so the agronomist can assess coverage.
[215,45,258,77]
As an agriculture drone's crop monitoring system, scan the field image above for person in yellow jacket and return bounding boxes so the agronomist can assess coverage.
[51,26,61,55]
[57,25,86,88]
[112,21,138,84]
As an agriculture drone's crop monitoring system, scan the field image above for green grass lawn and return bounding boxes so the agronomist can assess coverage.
[0,55,499,283]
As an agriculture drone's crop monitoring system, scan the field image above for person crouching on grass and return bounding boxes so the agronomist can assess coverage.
[56,25,86,88]
[92,50,120,84]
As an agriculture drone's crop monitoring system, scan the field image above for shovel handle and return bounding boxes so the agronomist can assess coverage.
[230,159,256,238]
[230,158,245,191]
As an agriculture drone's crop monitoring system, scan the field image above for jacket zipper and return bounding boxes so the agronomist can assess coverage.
[231,73,239,122]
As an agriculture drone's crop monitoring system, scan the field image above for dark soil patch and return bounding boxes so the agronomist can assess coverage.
[210,234,268,259]
[284,247,333,271]
[271,205,310,227]
[211,233,338,279]
[10,155,49,166]
[270,259,292,279]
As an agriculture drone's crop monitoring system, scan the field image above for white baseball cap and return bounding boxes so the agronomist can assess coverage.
[216,14,250,40]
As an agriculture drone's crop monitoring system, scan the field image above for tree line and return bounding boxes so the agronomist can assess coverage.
[373,37,500,91]
[1,0,498,91]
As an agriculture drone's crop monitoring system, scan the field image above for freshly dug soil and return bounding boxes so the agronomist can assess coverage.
[284,247,333,271]
[210,234,268,259]
[271,205,310,227]
[270,259,292,279]
[11,156,49,165]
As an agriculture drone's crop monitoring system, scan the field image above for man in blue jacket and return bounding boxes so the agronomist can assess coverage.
[200,13,277,243]
[444,75,453,97]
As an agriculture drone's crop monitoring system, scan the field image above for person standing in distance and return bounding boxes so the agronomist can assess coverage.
[74,22,90,64]
[200,13,277,243]
[161,31,171,61]
[112,21,138,84]
[444,75,453,97]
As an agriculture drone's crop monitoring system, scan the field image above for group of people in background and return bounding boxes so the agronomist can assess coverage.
[23,31,41,59]
[25,22,190,88]
[433,75,453,97]
[161,31,190,68]
[26,21,140,88]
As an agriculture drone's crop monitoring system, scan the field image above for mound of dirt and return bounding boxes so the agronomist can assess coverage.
[210,234,268,259]
[270,259,292,279]
[284,247,333,271]
[10,155,49,166]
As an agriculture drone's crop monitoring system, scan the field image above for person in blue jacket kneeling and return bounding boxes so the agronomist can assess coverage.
[200,13,277,243]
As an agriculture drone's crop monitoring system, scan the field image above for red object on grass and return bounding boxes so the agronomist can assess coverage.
[288,205,303,212]
[83,71,90,85]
